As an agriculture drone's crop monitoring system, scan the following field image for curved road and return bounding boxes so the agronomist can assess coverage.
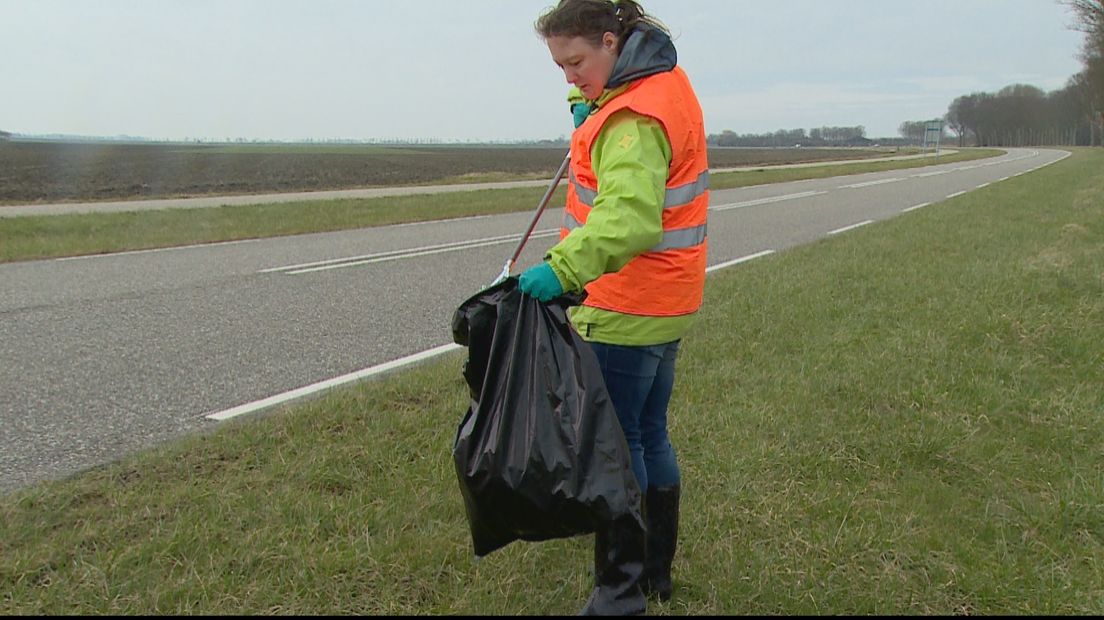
[0,148,1068,493]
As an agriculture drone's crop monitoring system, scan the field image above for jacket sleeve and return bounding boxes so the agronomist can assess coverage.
[546,109,672,293]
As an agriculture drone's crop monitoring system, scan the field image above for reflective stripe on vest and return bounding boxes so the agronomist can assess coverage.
[569,167,710,211]
[561,66,710,317]
[563,211,707,253]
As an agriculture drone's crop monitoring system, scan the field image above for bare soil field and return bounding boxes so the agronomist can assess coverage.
[0,141,891,204]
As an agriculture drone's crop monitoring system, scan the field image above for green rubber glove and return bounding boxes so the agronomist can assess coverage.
[568,87,590,128]
[518,263,564,302]
[572,102,592,128]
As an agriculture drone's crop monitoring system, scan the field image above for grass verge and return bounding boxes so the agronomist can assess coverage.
[0,149,1001,264]
[3,148,1100,614]
[709,148,1000,190]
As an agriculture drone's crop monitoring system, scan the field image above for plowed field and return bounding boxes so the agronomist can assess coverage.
[0,141,889,204]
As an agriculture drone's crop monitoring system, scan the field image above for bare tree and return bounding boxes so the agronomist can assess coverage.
[898,121,926,143]
[945,98,969,146]
[1064,0,1104,145]
[1066,0,1104,35]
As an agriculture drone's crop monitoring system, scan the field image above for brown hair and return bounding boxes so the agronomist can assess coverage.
[535,0,668,52]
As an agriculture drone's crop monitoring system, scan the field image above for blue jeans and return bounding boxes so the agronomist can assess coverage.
[589,340,682,492]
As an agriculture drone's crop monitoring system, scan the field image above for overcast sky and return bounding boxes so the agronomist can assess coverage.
[0,0,1088,141]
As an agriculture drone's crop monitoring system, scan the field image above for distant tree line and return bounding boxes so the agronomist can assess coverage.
[710,4,1104,150]
[708,125,869,147]
[939,2,1103,147]
[943,83,1095,147]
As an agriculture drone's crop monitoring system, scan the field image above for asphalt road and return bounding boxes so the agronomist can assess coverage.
[0,147,1068,494]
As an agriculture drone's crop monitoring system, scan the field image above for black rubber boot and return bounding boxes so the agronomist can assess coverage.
[579,514,647,616]
[641,485,680,602]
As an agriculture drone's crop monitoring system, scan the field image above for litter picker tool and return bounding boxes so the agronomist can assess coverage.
[491,151,571,286]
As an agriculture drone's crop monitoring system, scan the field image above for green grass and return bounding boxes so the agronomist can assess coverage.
[0,149,1002,264]
[676,147,1104,614]
[0,187,569,263]
[708,148,1001,190]
[2,148,1102,614]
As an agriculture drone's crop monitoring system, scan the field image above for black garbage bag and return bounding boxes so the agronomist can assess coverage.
[451,277,643,557]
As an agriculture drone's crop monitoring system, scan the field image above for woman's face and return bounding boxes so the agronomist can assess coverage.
[546,32,618,100]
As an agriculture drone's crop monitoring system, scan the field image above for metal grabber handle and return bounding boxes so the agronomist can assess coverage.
[491,150,571,286]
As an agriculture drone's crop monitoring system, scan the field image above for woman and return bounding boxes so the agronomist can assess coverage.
[520,0,710,614]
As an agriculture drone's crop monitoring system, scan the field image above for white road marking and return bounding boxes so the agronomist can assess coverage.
[913,170,950,178]
[710,191,826,212]
[902,202,931,212]
[828,220,874,235]
[947,191,967,199]
[56,238,260,261]
[204,343,464,421]
[214,249,780,423]
[706,250,775,273]
[263,229,560,274]
[839,177,902,189]
[976,183,990,189]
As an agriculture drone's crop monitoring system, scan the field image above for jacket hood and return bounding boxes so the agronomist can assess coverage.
[606,26,677,90]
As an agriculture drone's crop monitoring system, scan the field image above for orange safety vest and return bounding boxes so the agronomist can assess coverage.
[562,66,709,317]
